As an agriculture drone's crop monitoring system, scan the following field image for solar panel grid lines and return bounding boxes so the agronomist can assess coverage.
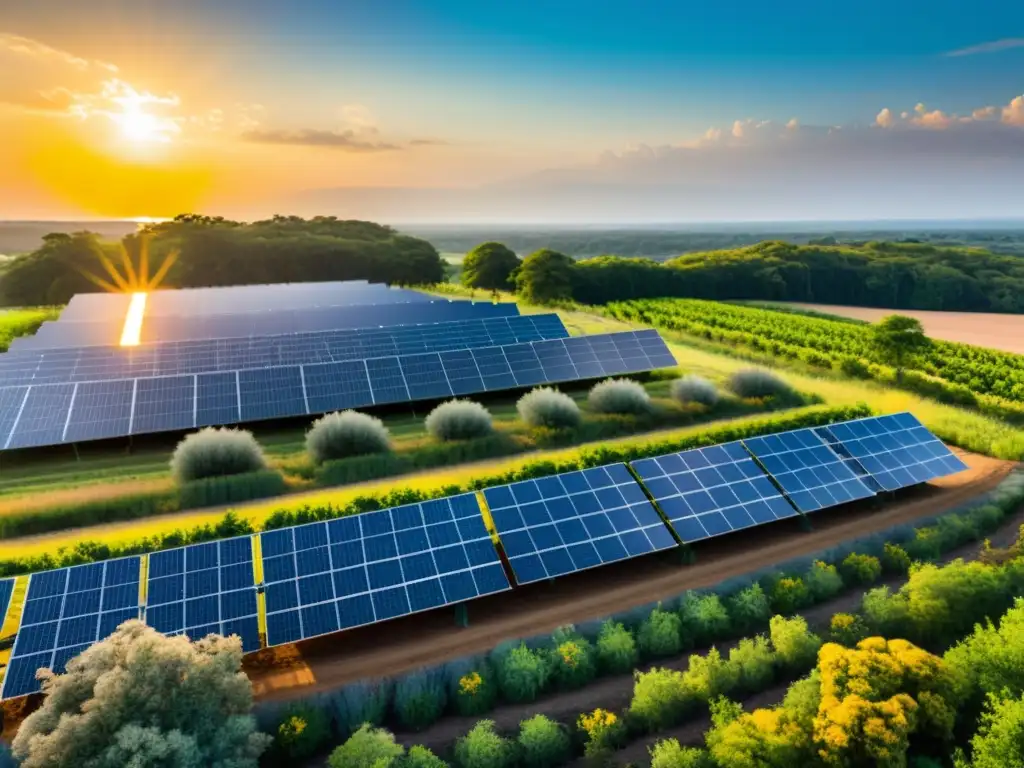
[144,536,260,654]
[482,463,678,585]
[0,578,14,630]
[258,493,510,648]
[740,428,878,513]
[629,441,800,544]
[0,330,676,451]
[816,411,969,492]
[1,556,143,699]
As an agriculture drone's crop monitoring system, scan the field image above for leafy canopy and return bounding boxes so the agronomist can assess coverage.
[461,241,521,292]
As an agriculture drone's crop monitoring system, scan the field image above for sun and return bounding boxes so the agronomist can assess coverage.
[113,104,172,144]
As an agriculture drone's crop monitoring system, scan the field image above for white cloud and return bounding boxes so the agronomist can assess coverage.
[1004,95,1024,126]
[0,32,117,73]
[875,108,893,128]
[731,119,746,138]
[972,106,999,120]
[944,38,1024,57]
[785,118,799,130]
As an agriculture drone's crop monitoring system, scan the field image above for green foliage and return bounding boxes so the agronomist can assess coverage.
[0,307,61,350]
[805,560,844,601]
[306,410,392,464]
[727,583,772,635]
[871,314,931,379]
[170,426,268,482]
[328,681,393,736]
[517,714,571,768]
[649,739,715,768]
[403,745,450,768]
[516,387,581,429]
[769,615,822,671]
[393,670,447,731]
[638,607,683,659]
[451,661,499,717]
[840,552,883,586]
[327,723,405,768]
[596,620,639,674]
[275,704,331,760]
[587,378,652,415]
[514,248,575,304]
[682,646,740,703]
[461,241,521,292]
[728,636,775,694]
[883,542,913,575]
[454,720,517,768]
[956,693,1024,768]
[670,375,719,407]
[548,627,597,690]
[178,469,288,509]
[679,592,732,647]
[945,598,1024,708]
[494,643,550,704]
[12,621,271,768]
[770,576,812,614]
[424,400,494,441]
[630,667,693,731]
[727,368,794,399]
[829,612,870,646]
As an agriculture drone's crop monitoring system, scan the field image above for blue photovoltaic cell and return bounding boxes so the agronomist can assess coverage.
[742,429,877,513]
[145,536,260,653]
[630,441,798,543]
[0,578,14,629]
[259,493,509,647]
[815,412,969,492]
[482,463,677,585]
[1,557,141,699]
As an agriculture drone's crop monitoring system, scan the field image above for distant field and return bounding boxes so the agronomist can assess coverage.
[782,303,1024,355]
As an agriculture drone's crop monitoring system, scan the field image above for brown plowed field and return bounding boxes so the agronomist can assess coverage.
[247,448,1014,703]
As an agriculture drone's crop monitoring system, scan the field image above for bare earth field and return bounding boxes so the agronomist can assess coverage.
[784,303,1024,354]
[246,447,1014,704]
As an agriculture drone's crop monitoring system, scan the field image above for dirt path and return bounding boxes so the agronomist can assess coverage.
[248,449,1013,703]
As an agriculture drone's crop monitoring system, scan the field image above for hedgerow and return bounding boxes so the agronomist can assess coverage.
[170,427,268,482]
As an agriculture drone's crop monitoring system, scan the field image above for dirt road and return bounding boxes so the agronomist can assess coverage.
[247,448,1014,703]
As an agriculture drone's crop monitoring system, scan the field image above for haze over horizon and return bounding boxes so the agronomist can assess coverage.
[2,0,1023,223]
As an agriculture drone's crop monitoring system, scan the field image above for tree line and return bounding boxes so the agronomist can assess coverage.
[0,215,446,306]
[462,239,1024,313]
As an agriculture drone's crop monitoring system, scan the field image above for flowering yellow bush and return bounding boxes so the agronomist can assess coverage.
[459,671,483,697]
[578,708,617,734]
[279,715,307,740]
[558,641,583,669]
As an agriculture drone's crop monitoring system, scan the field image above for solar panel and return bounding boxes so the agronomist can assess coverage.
[815,412,968,491]
[1,557,141,699]
[259,493,509,647]
[145,537,260,653]
[0,330,676,450]
[741,429,877,513]
[482,464,677,585]
[0,578,14,629]
[630,441,798,543]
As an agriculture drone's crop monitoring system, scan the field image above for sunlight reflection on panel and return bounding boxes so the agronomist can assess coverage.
[119,292,148,346]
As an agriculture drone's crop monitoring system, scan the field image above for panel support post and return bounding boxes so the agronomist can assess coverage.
[678,547,696,565]
[799,516,813,533]
[455,604,469,628]
[72,443,80,463]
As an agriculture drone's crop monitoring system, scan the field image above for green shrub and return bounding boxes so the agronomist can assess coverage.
[596,620,639,674]
[327,723,405,768]
[494,644,550,703]
[681,647,739,703]
[306,410,391,464]
[649,739,714,768]
[425,400,494,441]
[882,542,912,575]
[548,628,596,689]
[638,607,683,659]
[727,584,771,634]
[805,560,843,601]
[905,526,942,562]
[451,662,499,717]
[588,378,652,415]
[837,356,872,379]
[275,704,330,760]
[727,369,793,399]
[727,636,774,694]
[518,714,571,768]
[630,668,693,731]
[769,615,821,671]
[454,720,517,768]
[770,576,812,614]
[670,375,719,407]
[516,387,581,429]
[178,469,287,509]
[679,593,731,647]
[403,745,449,768]
[394,670,447,731]
[840,553,883,586]
[170,427,268,482]
[829,612,869,646]
[328,681,392,736]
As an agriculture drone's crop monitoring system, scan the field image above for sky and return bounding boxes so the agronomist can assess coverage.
[1,0,1023,222]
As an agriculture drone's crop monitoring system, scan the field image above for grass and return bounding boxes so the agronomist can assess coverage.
[0,307,61,352]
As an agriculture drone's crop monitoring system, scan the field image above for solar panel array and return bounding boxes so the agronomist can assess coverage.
[259,494,510,647]
[630,442,798,543]
[0,411,969,699]
[815,413,969,491]
[0,578,14,630]
[482,464,677,584]
[2,558,142,699]
[145,537,260,653]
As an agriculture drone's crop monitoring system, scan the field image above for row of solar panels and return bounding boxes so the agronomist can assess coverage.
[0,314,570,386]
[0,412,967,699]
[0,330,675,451]
[60,280,394,322]
[15,299,519,351]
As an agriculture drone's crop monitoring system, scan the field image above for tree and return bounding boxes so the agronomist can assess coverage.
[870,314,930,382]
[13,620,271,768]
[513,248,575,304]
[956,693,1024,768]
[461,241,521,295]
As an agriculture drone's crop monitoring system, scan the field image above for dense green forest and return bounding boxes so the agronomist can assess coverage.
[0,215,446,306]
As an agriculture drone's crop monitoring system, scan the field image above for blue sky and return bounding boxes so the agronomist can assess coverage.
[1,0,1022,219]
